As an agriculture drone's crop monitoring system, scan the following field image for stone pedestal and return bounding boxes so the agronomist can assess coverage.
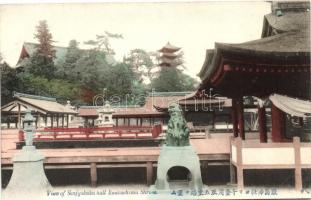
[4,146,51,200]
[152,145,203,190]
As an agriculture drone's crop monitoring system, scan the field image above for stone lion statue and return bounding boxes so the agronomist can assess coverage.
[166,102,190,146]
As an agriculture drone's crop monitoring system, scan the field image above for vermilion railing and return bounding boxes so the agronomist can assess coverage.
[18,125,162,141]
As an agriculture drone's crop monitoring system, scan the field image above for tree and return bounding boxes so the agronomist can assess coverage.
[84,32,123,55]
[1,62,19,105]
[34,20,56,58]
[65,40,80,65]
[151,67,198,92]
[27,20,56,79]
[56,39,81,81]
[124,49,156,83]
[150,47,198,92]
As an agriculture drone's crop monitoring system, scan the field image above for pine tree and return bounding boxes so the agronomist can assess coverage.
[56,39,81,80]
[34,20,56,58]
[65,40,80,65]
[28,20,56,79]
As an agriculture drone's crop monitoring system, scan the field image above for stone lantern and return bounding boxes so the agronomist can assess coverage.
[4,109,51,199]
[96,101,115,127]
[23,109,35,146]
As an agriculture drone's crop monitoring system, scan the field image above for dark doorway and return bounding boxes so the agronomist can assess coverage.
[167,166,191,182]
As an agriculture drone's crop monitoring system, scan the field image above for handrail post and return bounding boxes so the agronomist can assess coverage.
[236,137,244,189]
[293,136,302,191]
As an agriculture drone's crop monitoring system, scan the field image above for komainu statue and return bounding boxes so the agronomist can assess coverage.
[166,102,190,146]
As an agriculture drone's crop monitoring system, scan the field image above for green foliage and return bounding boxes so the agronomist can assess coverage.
[2,21,199,107]
[104,63,135,97]
[56,40,81,80]
[84,32,123,55]
[34,20,56,58]
[124,49,155,81]
[1,62,19,105]
[151,67,197,92]
[27,20,56,79]
[17,73,80,104]
[26,54,56,79]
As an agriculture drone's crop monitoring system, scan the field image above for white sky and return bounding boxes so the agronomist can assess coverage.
[0,1,271,78]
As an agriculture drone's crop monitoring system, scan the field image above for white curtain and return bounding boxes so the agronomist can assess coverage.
[269,94,311,118]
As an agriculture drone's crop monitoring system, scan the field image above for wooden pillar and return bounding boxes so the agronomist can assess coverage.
[136,118,139,126]
[62,114,64,128]
[229,137,236,184]
[56,114,59,127]
[212,111,216,130]
[35,115,38,129]
[17,104,21,130]
[116,117,118,126]
[258,107,267,143]
[149,117,152,126]
[90,162,97,187]
[271,104,286,142]
[45,115,47,127]
[51,115,53,128]
[66,114,69,128]
[140,117,143,126]
[236,137,244,189]
[231,99,239,137]
[146,161,153,186]
[298,117,304,127]
[293,137,302,191]
[236,98,245,140]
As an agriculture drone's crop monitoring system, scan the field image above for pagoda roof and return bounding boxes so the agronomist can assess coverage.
[158,42,181,53]
[158,57,183,67]
[161,52,179,59]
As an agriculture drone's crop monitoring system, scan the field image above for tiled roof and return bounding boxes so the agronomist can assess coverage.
[16,42,117,67]
[78,92,193,117]
[199,6,310,83]
[264,11,310,33]
[216,29,310,55]
[1,92,77,114]
[78,108,98,117]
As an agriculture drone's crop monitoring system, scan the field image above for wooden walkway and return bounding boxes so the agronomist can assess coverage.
[1,129,232,186]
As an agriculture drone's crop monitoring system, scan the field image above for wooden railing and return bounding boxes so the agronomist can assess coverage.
[18,125,162,141]
[230,136,311,190]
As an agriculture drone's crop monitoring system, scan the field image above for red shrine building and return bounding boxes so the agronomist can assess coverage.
[198,1,311,190]
[198,1,310,143]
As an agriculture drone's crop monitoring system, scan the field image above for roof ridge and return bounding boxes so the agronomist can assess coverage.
[148,91,192,97]
[79,105,141,109]
[13,92,56,102]
[24,42,69,50]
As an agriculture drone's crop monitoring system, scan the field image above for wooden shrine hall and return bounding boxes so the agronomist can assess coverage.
[197,1,311,191]
[198,1,310,143]
[1,92,77,129]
